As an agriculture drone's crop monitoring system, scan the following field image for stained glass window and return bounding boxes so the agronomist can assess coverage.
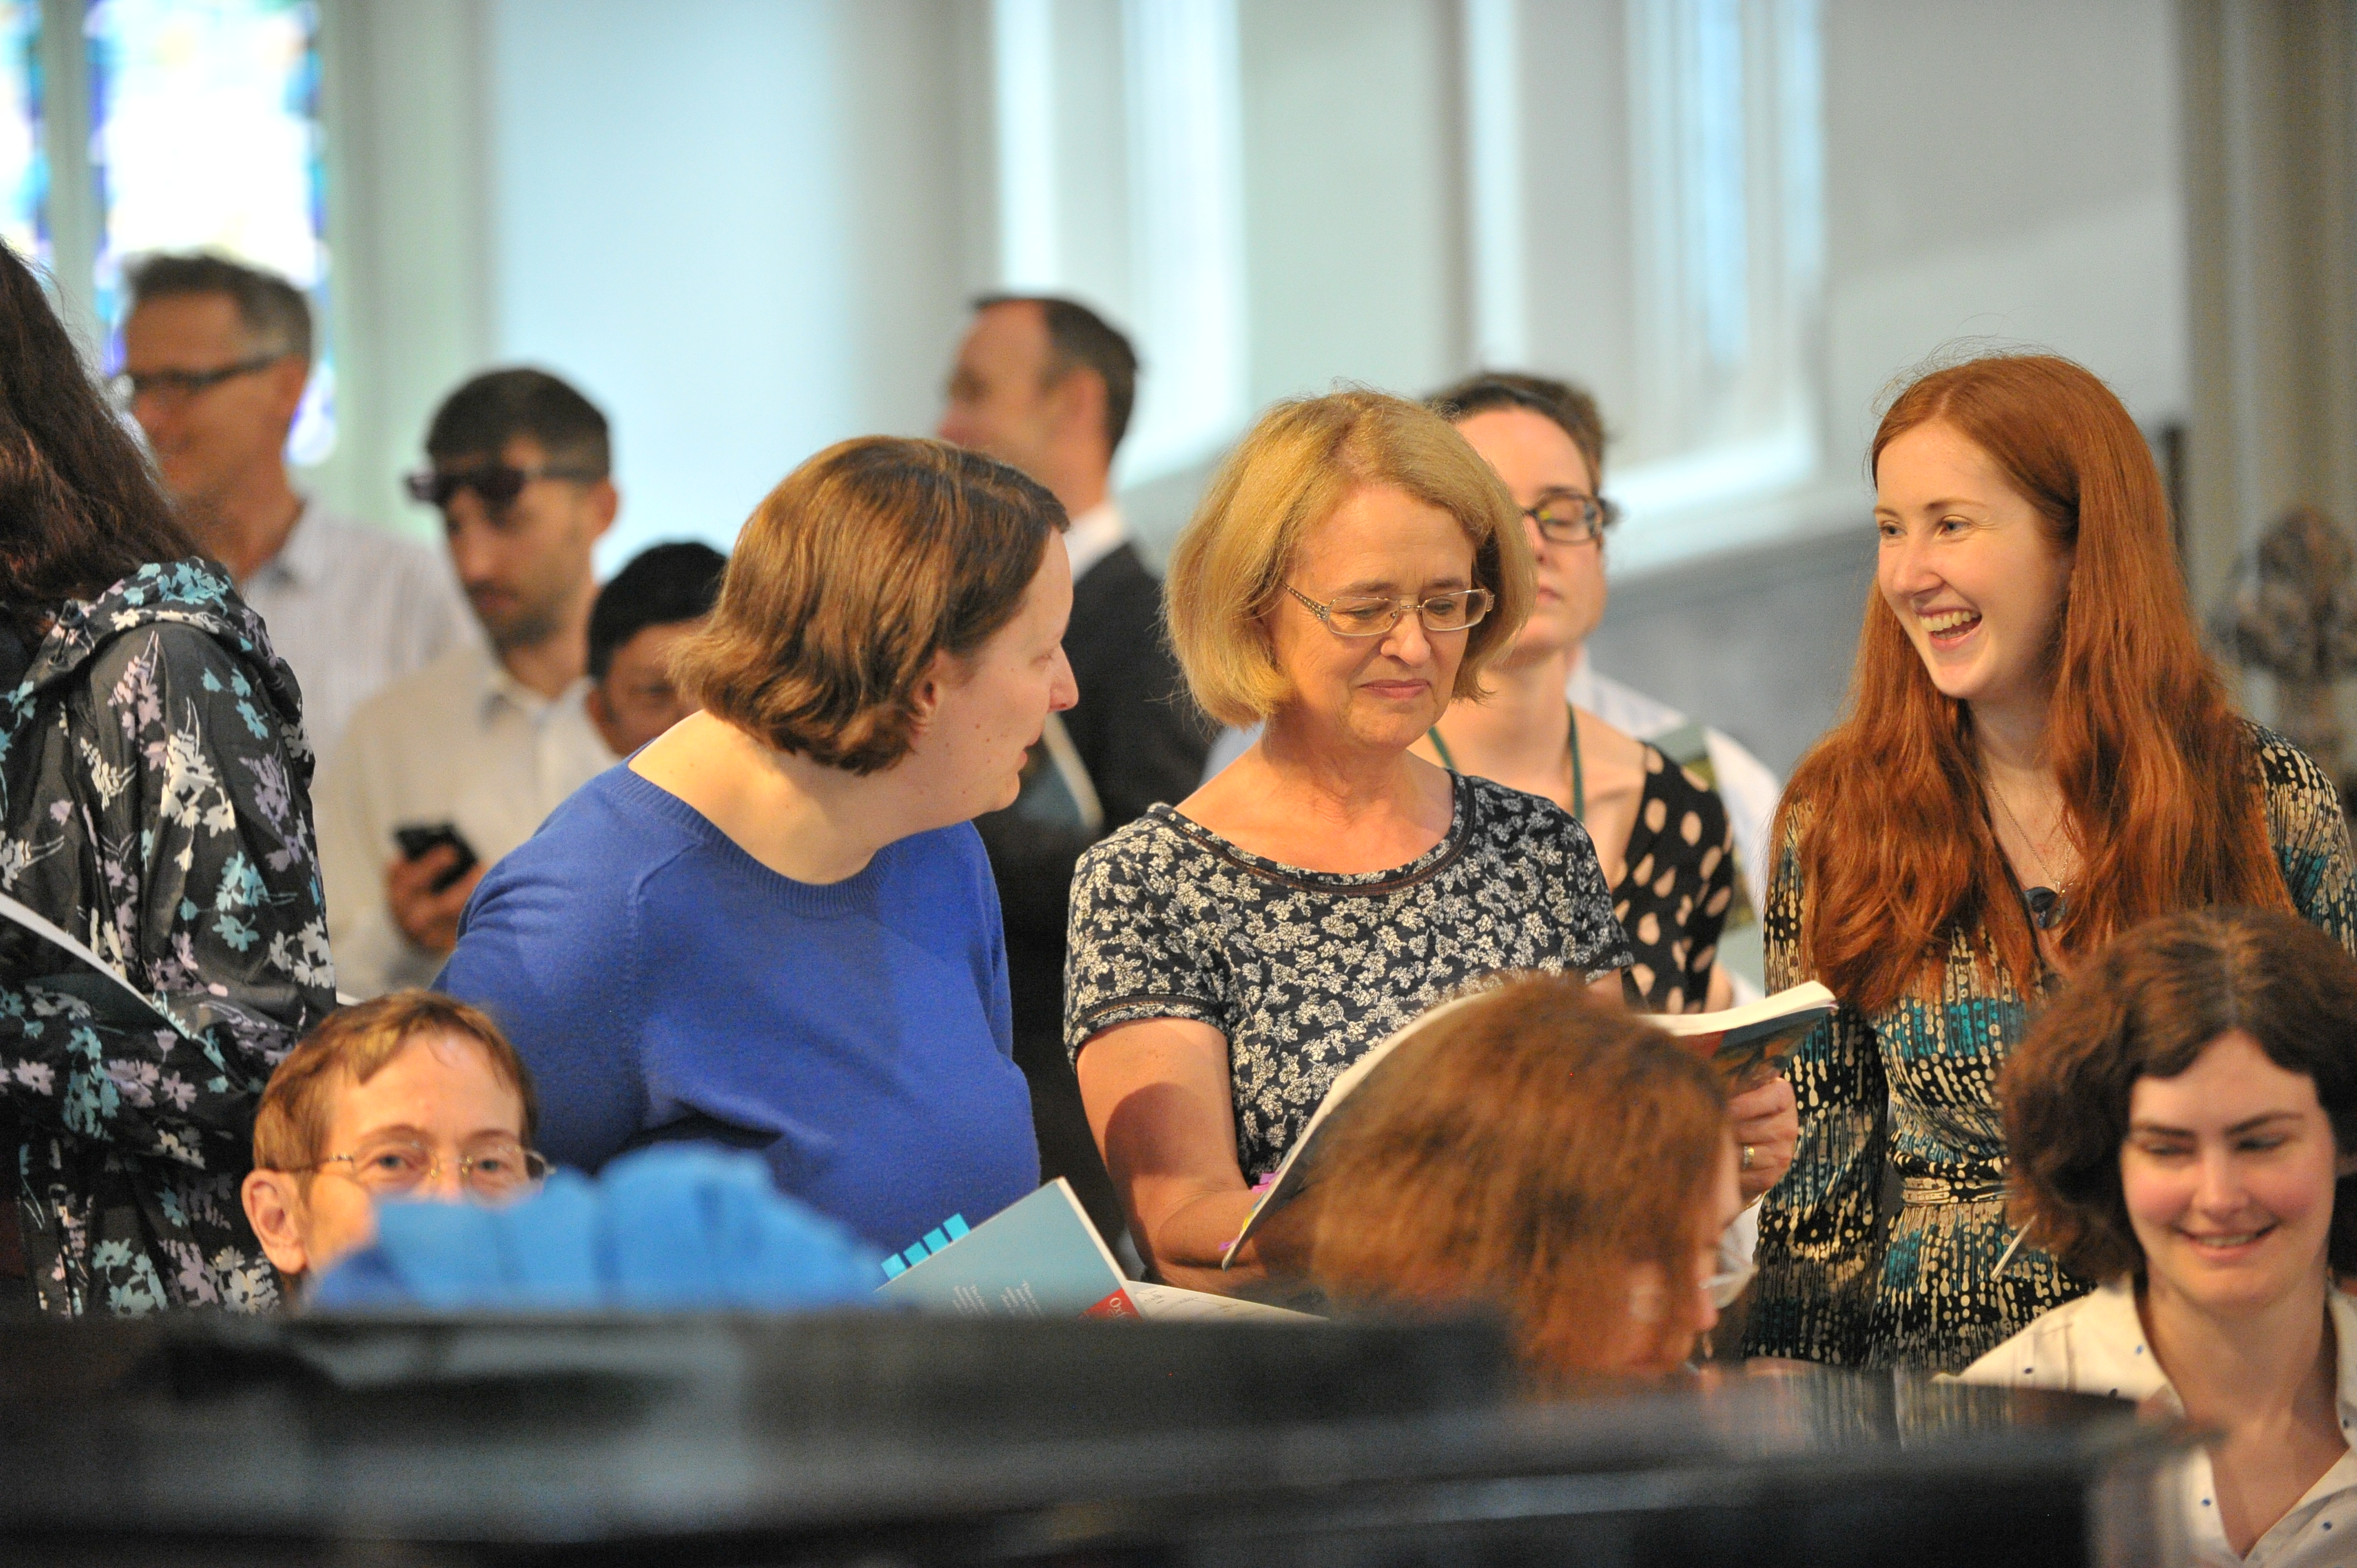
[87,0,331,460]
[0,1,37,260]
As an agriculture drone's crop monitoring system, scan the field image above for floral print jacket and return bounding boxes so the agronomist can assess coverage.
[1,560,335,1316]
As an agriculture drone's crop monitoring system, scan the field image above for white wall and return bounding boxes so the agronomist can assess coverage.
[1238,0,1467,406]
[485,0,984,570]
[1819,0,2185,463]
[1588,0,2186,772]
[319,0,2188,674]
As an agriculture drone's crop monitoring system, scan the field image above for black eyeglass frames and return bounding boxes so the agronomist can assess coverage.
[109,354,287,407]
[1522,491,1620,546]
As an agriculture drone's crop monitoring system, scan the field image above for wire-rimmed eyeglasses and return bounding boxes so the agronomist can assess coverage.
[291,1134,550,1199]
[1283,584,1495,638]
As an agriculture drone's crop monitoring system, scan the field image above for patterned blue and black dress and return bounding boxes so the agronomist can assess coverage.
[0,560,336,1316]
[1746,724,2357,1372]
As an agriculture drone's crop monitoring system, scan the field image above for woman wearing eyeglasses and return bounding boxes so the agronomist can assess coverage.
[241,991,547,1293]
[1415,375,1797,1226]
[1066,390,1632,1294]
[1421,376,1738,1020]
[1308,974,1747,1383]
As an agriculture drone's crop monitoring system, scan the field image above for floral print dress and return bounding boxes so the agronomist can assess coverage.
[0,560,336,1316]
[1747,724,2357,1372]
[1064,773,1633,1181]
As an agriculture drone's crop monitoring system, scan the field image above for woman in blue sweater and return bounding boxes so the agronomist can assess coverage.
[438,437,1073,1256]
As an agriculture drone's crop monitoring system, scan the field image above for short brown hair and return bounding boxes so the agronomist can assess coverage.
[127,250,313,364]
[972,294,1139,454]
[1165,390,1537,728]
[426,367,610,477]
[1428,370,1609,491]
[1306,975,1729,1386]
[675,436,1066,774]
[2001,907,2357,1282]
[251,991,538,1174]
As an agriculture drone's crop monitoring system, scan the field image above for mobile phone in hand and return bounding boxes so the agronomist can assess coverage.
[392,822,480,894]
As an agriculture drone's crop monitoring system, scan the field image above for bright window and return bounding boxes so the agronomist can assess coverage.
[0,1,36,260]
[86,0,332,460]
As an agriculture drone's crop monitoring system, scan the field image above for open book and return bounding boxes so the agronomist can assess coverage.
[1652,980,1835,1084]
[1219,981,1838,1268]
[878,1178,1320,1322]
[0,888,191,1037]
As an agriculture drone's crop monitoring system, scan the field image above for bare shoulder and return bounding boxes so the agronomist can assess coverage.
[1572,704,1647,787]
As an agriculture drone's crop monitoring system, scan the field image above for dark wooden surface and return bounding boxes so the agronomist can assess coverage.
[0,1310,2187,1567]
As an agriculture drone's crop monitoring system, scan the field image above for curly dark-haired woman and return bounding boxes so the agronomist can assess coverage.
[1965,907,2357,1565]
[0,241,336,1316]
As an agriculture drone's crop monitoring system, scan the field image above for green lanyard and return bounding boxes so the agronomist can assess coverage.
[1427,704,1585,818]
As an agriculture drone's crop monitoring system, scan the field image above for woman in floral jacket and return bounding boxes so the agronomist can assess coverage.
[0,240,334,1316]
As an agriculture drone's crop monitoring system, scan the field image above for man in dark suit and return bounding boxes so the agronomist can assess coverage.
[938,295,1210,1250]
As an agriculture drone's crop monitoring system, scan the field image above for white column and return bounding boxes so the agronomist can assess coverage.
[1462,0,1527,370]
[1118,0,1246,481]
[2178,0,2357,618]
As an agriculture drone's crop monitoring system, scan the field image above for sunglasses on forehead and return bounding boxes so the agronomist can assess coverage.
[402,461,603,509]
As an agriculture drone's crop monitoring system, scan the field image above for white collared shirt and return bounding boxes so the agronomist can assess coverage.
[314,638,619,997]
[237,499,474,760]
[1062,498,1127,584]
[1958,1278,2357,1566]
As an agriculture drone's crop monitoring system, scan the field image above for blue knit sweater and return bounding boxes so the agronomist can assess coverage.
[438,766,1038,1254]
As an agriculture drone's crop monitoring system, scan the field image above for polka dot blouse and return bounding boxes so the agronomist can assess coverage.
[1614,742,1739,1013]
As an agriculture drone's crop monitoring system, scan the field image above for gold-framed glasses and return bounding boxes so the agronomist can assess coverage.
[295,1134,549,1199]
[1283,584,1494,638]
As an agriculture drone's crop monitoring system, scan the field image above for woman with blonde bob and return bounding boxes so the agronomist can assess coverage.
[1749,353,2357,1374]
[1965,908,2357,1565]
[1065,389,1634,1293]
[440,437,1077,1257]
[1309,974,1745,1384]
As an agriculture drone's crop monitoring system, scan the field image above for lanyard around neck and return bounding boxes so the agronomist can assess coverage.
[1425,702,1586,819]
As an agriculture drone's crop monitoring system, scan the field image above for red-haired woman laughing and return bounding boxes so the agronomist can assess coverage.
[1746,352,2357,1373]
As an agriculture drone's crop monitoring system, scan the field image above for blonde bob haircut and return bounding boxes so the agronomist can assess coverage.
[675,436,1066,775]
[1166,389,1536,729]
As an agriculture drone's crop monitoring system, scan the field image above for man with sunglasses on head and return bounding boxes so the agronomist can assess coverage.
[120,254,471,759]
[315,369,621,997]
[240,991,548,1299]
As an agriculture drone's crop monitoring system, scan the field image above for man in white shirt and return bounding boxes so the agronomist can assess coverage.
[120,254,471,760]
[937,295,1211,1252]
[315,370,621,997]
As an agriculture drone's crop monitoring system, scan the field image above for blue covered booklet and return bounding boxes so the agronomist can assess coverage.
[876,1178,1141,1319]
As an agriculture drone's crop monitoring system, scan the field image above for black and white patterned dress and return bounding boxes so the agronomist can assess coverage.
[1613,744,1739,1013]
[1063,773,1633,1180]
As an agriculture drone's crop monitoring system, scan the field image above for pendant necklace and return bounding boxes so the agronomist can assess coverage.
[1988,783,2071,931]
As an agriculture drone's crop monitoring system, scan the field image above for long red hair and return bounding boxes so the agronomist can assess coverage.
[1784,354,2291,1014]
